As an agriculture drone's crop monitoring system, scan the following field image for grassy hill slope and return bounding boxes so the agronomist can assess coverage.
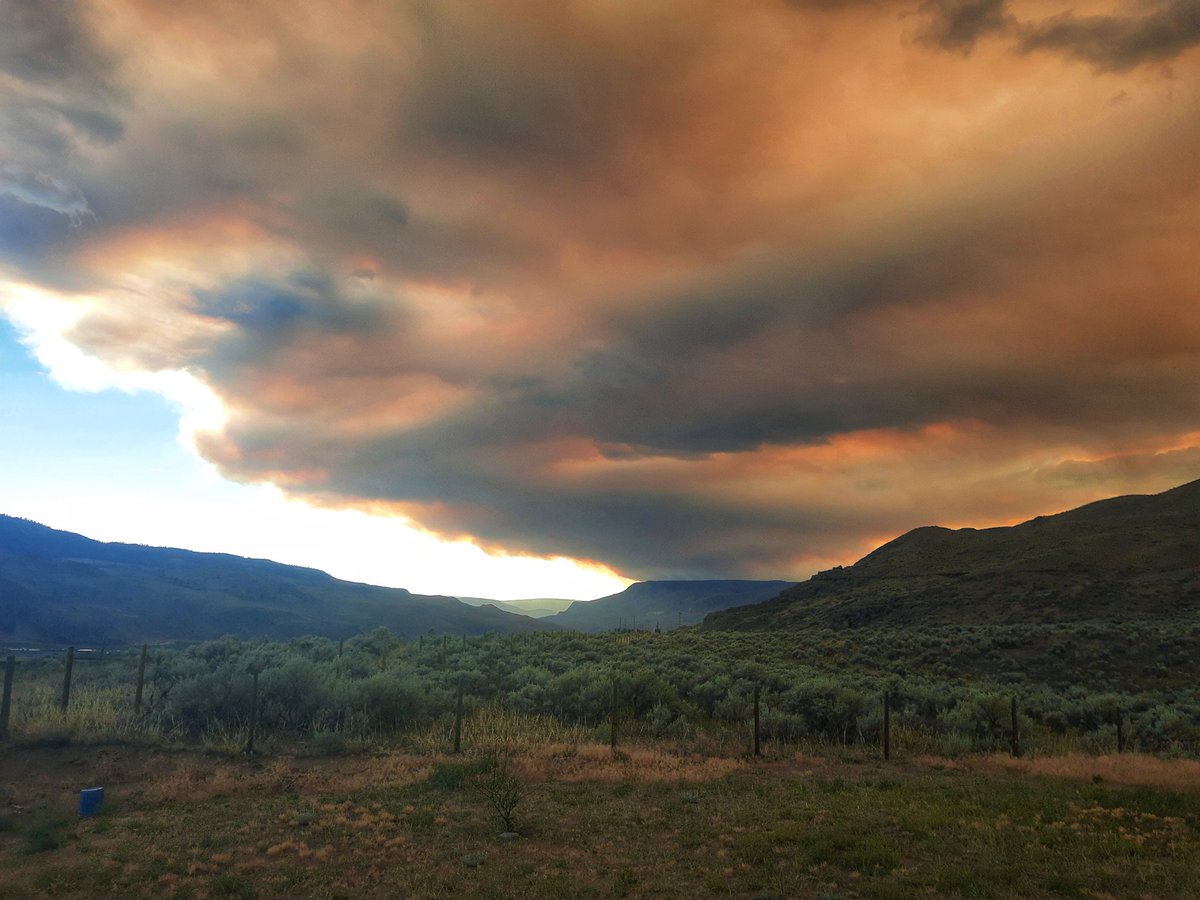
[706,479,1200,631]
[0,515,552,645]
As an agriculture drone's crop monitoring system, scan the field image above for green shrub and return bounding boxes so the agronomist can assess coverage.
[24,821,64,854]
[427,756,495,790]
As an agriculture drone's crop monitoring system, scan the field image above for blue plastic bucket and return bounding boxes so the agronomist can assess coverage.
[79,787,104,818]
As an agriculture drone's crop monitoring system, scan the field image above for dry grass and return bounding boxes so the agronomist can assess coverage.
[136,742,746,808]
[968,751,1200,790]
[141,754,435,804]
[9,684,160,745]
[515,742,743,783]
[4,742,1200,899]
[404,706,594,754]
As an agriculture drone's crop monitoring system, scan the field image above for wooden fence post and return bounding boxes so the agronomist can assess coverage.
[1010,696,1020,758]
[134,643,148,714]
[60,647,75,712]
[453,680,464,754]
[1116,714,1125,754]
[882,691,891,761]
[753,683,761,757]
[0,656,14,740]
[610,678,619,750]
[245,670,259,755]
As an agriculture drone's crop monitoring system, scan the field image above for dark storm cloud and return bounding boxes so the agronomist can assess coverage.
[0,164,91,222]
[194,272,384,338]
[0,193,80,262]
[1034,447,1200,491]
[0,0,123,284]
[918,0,1013,51]
[0,0,117,86]
[3,0,1199,579]
[1018,0,1200,71]
[0,165,93,284]
[202,403,823,577]
[398,1,668,172]
[0,0,127,152]
[912,0,1200,70]
[196,195,1200,577]
[403,47,607,169]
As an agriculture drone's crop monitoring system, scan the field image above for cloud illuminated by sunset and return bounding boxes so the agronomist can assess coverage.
[1,0,1197,585]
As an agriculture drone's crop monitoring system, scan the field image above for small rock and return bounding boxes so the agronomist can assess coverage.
[499,831,519,840]
[461,852,487,868]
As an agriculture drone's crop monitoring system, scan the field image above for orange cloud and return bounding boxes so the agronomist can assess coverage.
[2,0,1198,578]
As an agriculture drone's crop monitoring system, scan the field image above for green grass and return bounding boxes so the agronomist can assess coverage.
[3,745,1197,899]
[22,820,66,855]
[425,756,497,791]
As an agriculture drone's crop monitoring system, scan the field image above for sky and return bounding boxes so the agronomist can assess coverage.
[0,0,1198,598]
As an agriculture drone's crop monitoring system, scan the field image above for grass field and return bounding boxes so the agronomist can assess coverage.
[2,741,1199,899]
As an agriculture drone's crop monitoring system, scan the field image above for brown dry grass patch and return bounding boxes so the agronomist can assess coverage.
[965,751,1200,791]
[5,743,1200,899]
[513,742,744,782]
[132,742,748,807]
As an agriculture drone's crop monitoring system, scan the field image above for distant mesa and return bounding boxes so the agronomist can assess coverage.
[705,477,1200,631]
[544,580,795,633]
[456,596,576,619]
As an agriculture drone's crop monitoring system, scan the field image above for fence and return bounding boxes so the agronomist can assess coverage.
[0,643,1135,761]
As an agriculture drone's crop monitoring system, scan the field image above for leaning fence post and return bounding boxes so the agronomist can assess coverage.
[882,691,891,761]
[1010,696,1020,758]
[0,656,14,739]
[61,646,75,712]
[1116,714,1125,753]
[453,680,464,754]
[134,643,148,714]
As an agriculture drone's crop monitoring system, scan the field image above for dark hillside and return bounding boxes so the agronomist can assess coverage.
[706,479,1200,631]
[0,515,552,645]
[546,580,794,632]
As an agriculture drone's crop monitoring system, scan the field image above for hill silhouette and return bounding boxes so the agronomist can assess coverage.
[456,596,576,618]
[706,478,1200,631]
[546,580,794,632]
[0,515,551,645]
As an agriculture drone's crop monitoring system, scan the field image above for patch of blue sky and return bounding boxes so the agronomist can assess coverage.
[0,316,201,501]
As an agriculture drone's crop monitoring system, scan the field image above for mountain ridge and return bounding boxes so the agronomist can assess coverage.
[545,579,794,632]
[0,514,553,645]
[705,478,1200,631]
